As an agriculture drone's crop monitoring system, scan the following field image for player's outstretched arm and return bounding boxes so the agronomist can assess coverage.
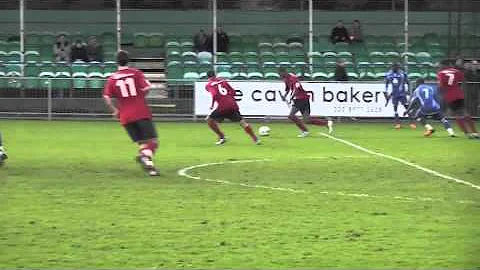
[103,95,118,118]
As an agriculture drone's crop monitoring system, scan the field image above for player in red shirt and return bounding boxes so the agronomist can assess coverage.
[437,60,478,139]
[103,51,160,176]
[279,68,333,137]
[205,71,260,145]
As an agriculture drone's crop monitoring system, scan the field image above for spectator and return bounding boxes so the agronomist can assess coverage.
[70,39,88,62]
[193,29,209,52]
[53,34,71,62]
[349,19,363,43]
[217,27,229,53]
[334,59,348,81]
[86,36,103,62]
[330,20,349,44]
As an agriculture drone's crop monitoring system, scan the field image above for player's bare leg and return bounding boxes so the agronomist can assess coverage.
[303,112,334,134]
[393,101,401,129]
[0,132,7,166]
[452,107,478,138]
[464,115,479,138]
[136,138,159,176]
[239,119,260,144]
[403,101,416,130]
[207,118,226,145]
[288,106,309,137]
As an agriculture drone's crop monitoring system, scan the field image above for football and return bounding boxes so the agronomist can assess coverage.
[259,126,271,136]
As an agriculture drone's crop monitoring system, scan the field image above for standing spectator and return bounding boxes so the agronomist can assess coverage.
[349,19,363,43]
[334,59,348,81]
[330,20,349,44]
[70,39,88,62]
[217,27,229,53]
[86,36,104,62]
[53,34,71,62]
[193,29,209,52]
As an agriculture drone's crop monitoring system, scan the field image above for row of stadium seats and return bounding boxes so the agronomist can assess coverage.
[167,60,438,81]
[0,61,117,76]
[166,51,443,66]
[0,71,107,89]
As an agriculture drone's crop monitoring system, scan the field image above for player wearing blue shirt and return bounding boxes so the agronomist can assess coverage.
[404,78,455,137]
[385,63,415,129]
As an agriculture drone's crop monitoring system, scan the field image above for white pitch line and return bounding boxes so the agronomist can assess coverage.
[319,132,480,191]
[176,158,477,204]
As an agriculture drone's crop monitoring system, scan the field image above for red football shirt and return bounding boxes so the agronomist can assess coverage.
[437,67,465,103]
[205,77,239,112]
[283,73,310,100]
[103,67,153,125]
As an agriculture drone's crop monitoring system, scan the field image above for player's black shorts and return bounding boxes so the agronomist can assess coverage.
[124,119,157,142]
[291,99,311,115]
[447,99,465,113]
[209,109,243,122]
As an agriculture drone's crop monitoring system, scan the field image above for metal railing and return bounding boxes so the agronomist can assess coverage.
[0,77,479,120]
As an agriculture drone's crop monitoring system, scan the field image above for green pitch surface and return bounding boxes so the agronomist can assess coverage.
[1,120,479,268]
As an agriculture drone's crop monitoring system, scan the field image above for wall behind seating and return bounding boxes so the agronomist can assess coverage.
[0,10,477,37]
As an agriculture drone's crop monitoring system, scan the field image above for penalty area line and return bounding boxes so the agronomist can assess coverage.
[319,132,480,191]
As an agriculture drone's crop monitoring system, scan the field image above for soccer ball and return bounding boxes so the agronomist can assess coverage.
[259,126,271,136]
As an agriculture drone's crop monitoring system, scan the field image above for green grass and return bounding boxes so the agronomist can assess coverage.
[1,120,479,268]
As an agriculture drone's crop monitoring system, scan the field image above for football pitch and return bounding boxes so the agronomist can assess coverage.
[1,120,479,268]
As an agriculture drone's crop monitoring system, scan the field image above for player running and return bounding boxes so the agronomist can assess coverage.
[205,71,260,145]
[404,79,455,137]
[0,131,7,166]
[385,63,415,129]
[103,50,160,176]
[279,68,333,137]
[437,60,479,139]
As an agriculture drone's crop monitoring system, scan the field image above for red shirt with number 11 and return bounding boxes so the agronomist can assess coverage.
[103,66,152,125]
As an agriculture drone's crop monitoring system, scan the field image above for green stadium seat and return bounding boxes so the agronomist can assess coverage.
[217,71,232,79]
[264,72,280,80]
[247,72,263,80]
[55,62,72,74]
[198,61,212,74]
[312,72,330,81]
[7,51,21,62]
[6,63,21,74]
[5,71,22,89]
[288,42,304,55]
[231,72,248,80]
[337,51,353,62]
[86,62,102,74]
[309,51,323,68]
[73,72,88,89]
[24,63,41,77]
[87,72,105,89]
[415,52,433,65]
[322,51,337,63]
[385,52,400,64]
[278,61,292,69]
[347,71,360,81]
[215,52,229,63]
[229,52,243,62]
[0,51,7,62]
[197,51,212,63]
[334,42,349,53]
[262,62,277,74]
[369,51,385,63]
[183,61,198,73]
[182,51,198,63]
[167,51,182,62]
[230,62,245,74]
[199,72,208,79]
[166,41,181,54]
[273,42,289,54]
[260,52,275,63]
[259,42,273,54]
[71,61,88,74]
[53,71,72,90]
[38,71,55,88]
[6,41,20,52]
[183,72,200,80]
[149,33,165,48]
[103,61,117,74]
[134,33,148,48]
[25,51,40,62]
[244,52,258,64]
[275,52,290,63]
[180,41,194,52]
[166,61,183,79]
[216,61,231,72]
[293,62,308,75]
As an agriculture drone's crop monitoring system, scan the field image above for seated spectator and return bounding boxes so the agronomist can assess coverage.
[330,20,349,44]
[86,36,104,62]
[70,39,88,62]
[349,19,363,43]
[217,27,229,53]
[334,59,348,81]
[193,29,209,52]
[53,34,71,62]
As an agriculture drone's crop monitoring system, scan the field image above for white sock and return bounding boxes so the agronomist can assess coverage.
[425,124,433,131]
[447,128,455,135]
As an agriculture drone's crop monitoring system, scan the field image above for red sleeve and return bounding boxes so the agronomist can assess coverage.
[136,70,151,92]
[103,77,114,98]
[437,73,446,88]
[223,81,236,96]
[457,70,465,82]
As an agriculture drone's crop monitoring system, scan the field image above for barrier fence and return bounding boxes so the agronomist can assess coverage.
[0,77,478,120]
